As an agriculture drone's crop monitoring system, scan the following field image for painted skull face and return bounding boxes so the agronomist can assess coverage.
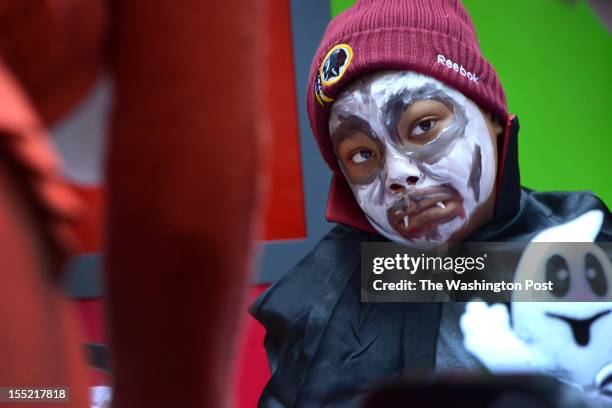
[329,71,496,245]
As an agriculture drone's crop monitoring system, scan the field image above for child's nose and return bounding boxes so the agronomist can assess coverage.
[385,154,421,192]
[388,175,419,193]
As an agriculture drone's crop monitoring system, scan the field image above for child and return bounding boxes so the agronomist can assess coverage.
[251,0,612,406]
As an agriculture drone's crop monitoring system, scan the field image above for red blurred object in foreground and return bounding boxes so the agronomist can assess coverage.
[0,61,89,406]
[0,0,267,407]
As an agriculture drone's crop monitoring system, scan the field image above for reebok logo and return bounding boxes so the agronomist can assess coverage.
[437,54,479,84]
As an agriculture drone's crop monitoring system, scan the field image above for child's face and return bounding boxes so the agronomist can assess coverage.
[329,71,499,245]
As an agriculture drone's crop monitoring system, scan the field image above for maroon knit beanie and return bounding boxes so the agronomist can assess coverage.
[306,0,511,233]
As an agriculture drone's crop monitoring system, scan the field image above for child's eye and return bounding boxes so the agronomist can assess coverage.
[410,119,436,138]
[350,149,373,164]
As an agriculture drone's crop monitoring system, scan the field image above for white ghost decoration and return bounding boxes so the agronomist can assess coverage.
[460,210,612,398]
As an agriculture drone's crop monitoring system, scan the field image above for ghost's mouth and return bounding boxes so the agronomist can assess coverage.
[545,309,611,347]
[387,185,465,241]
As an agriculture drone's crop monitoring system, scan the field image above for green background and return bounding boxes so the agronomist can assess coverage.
[330,0,612,206]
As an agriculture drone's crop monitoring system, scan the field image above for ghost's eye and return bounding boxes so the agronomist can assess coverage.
[350,149,374,164]
[585,253,608,297]
[410,119,436,138]
[546,255,570,298]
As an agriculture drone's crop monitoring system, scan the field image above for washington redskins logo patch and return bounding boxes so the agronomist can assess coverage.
[320,44,353,86]
[314,43,353,107]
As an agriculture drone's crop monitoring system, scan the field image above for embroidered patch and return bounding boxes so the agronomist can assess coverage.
[319,44,353,86]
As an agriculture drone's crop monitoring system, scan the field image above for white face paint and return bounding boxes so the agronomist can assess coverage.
[329,71,496,245]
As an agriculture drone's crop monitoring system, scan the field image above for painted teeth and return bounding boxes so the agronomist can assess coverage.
[403,215,409,228]
[435,201,446,209]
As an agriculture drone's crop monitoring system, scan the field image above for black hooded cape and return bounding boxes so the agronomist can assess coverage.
[250,118,612,407]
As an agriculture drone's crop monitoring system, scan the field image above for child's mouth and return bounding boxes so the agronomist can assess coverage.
[386,185,465,240]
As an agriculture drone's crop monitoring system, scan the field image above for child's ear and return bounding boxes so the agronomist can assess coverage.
[487,111,504,137]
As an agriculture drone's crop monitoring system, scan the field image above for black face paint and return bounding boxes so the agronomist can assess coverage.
[468,144,482,202]
[383,85,441,145]
[331,114,377,145]
[382,85,468,165]
[331,114,386,186]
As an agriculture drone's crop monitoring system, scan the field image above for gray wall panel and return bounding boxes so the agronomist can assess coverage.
[256,0,333,283]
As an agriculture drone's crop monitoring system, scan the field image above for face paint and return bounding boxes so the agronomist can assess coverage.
[329,71,496,245]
